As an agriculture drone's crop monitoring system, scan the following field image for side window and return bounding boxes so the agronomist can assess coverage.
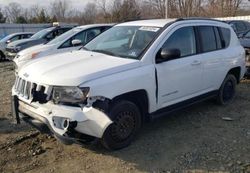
[48,29,66,40]
[57,28,70,36]
[45,31,54,41]
[219,27,231,48]
[199,26,217,52]
[74,31,86,43]
[214,27,222,49]
[60,31,86,48]
[162,26,196,57]
[85,28,102,43]
[60,39,71,48]
[9,35,21,42]
[22,34,31,39]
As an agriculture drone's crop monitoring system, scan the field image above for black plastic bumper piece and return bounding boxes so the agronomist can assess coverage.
[11,96,96,145]
[11,95,20,124]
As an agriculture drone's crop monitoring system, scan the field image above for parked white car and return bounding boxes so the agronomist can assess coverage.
[12,18,245,150]
[13,24,113,69]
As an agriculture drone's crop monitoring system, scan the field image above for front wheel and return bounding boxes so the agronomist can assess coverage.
[101,100,141,150]
[0,51,5,61]
[216,74,237,105]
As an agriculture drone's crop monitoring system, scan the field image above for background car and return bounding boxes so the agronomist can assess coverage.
[239,29,250,52]
[226,20,250,37]
[5,25,74,59]
[239,29,250,77]
[14,24,113,69]
[0,32,33,61]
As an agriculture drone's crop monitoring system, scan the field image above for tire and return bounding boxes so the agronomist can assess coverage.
[101,100,142,150]
[0,51,5,61]
[216,74,237,105]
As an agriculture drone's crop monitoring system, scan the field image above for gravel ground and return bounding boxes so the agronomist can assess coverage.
[0,61,250,173]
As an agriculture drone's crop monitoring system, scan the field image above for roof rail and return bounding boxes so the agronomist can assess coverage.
[176,17,222,22]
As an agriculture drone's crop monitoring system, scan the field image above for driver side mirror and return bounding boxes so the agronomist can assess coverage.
[72,39,82,46]
[6,40,11,44]
[156,48,181,63]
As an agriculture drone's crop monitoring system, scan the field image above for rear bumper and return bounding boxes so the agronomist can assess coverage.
[11,94,112,144]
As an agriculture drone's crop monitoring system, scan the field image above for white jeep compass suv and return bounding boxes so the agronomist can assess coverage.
[12,18,246,150]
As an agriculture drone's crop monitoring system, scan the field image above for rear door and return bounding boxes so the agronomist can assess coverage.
[155,26,204,109]
[199,26,231,91]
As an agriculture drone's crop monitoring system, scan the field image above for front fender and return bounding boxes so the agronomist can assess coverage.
[81,65,157,113]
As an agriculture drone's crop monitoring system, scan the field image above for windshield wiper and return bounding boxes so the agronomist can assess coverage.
[92,49,116,56]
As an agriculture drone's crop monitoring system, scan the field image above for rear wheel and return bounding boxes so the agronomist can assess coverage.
[0,51,5,61]
[101,100,141,150]
[216,74,237,105]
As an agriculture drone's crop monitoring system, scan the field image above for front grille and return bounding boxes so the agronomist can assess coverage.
[14,76,50,103]
[6,47,16,53]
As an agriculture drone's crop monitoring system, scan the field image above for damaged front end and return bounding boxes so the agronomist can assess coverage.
[11,75,112,145]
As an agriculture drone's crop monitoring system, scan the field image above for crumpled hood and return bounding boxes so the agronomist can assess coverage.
[18,50,140,86]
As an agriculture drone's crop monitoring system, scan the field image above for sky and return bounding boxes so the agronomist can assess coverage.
[0,0,91,9]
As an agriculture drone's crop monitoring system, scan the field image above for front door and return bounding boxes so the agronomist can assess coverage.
[156,26,204,109]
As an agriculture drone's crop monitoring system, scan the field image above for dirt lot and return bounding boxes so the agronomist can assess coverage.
[0,61,250,173]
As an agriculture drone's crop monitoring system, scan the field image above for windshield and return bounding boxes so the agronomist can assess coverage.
[0,34,15,42]
[84,26,161,59]
[47,28,81,45]
[31,27,54,39]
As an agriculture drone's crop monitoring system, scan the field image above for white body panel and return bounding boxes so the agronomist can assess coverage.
[12,19,246,140]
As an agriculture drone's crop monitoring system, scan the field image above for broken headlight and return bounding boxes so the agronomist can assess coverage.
[52,86,89,104]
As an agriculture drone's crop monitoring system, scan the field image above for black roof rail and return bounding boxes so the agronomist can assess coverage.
[122,17,165,23]
[175,17,223,22]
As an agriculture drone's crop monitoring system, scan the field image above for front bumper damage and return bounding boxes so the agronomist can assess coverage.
[5,50,17,60]
[11,93,113,145]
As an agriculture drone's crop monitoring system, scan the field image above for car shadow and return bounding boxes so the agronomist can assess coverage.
[79,96,248,172]
[0,116,31,134]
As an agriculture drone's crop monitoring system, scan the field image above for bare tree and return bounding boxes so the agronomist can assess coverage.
[143,0,181,18]
[50,0,70,21]
[82,3,98,24]
[110,0,141,22]
[175,0,204,17]
[4,2,23,23]
[0,8,6,23]
[206,0,243,17]
[146,0,167,18]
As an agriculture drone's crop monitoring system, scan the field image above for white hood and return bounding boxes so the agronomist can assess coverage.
[18,50,140,86]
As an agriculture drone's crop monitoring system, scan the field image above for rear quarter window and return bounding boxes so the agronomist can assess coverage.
[219,27,231,48]
[199,26,217,52]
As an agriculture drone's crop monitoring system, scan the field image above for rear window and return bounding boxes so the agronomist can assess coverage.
[199,26,217,52]
[220,27,231,48]
[235,22,247,32]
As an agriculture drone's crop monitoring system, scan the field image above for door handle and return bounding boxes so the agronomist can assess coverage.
[191,60,201,65]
